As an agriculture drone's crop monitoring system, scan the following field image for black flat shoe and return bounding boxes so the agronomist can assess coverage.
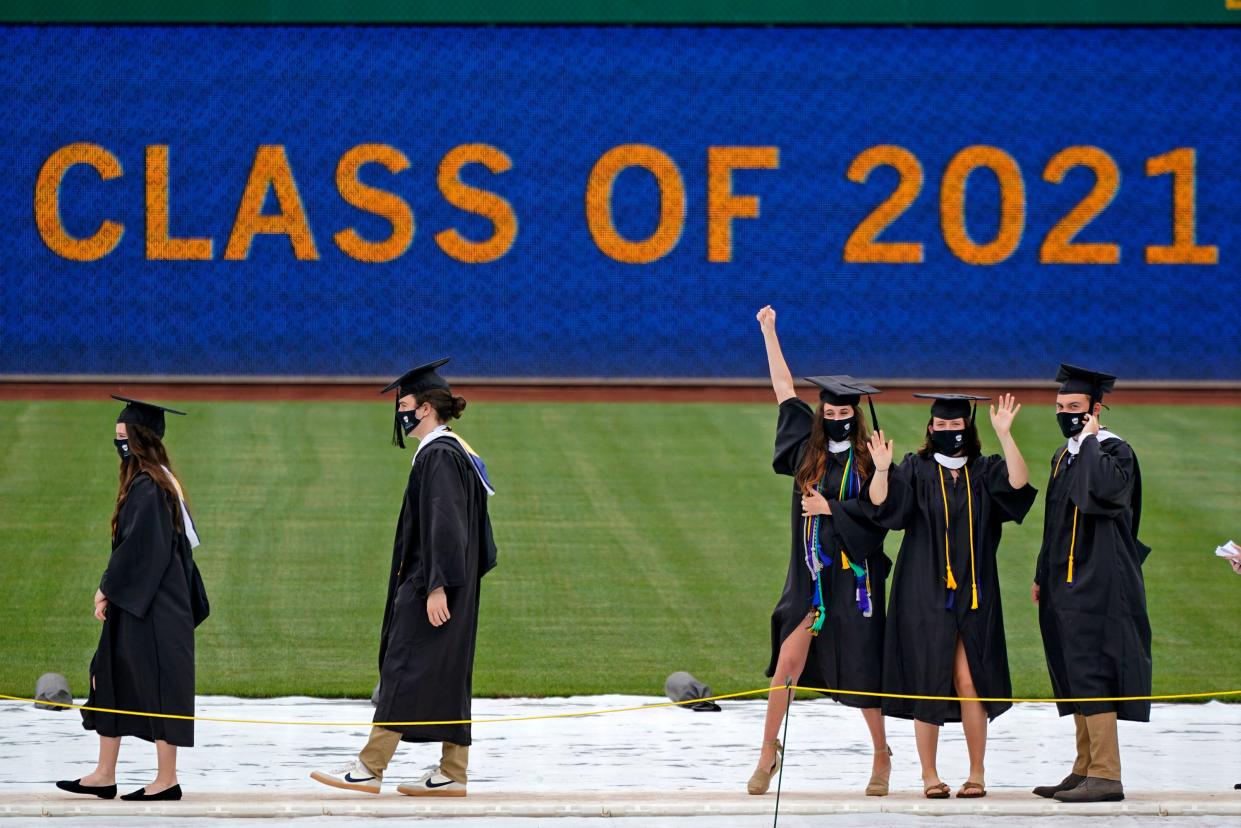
[120,784,182,801]
[55,779,117,799]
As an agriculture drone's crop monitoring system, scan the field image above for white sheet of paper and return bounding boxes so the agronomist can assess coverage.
[1214,540,1240,557]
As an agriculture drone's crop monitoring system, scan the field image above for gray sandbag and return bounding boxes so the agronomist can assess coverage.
[664,671,722,712]
[34,673,71,711]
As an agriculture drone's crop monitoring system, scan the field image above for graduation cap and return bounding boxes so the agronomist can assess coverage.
[1055,364,1116,406]
[381,358,451,448]
[913,393,990,423]
[805,375,883,431]
[112,395,186,440]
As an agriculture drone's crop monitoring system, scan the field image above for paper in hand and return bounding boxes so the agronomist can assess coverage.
[1213,540,1241,558]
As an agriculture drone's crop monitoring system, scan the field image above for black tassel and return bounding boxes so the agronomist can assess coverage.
[867,395,880,433]
[391,395,405,449]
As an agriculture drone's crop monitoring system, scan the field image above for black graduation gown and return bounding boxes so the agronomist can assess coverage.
[1035,434,1152,722]
[875,452,1036,725]
[83,473,200,747]
[766,398,891,708]
[374,436,498,745]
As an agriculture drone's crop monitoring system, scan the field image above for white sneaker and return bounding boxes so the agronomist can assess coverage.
[397,767,467,797]
[309,760,381,794]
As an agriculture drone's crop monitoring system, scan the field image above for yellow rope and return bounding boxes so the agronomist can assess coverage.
[3,686,1237,728]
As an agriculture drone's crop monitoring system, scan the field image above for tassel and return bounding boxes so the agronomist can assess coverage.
[971,583,979,610]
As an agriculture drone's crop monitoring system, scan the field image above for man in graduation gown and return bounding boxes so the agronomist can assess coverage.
[312,359,497,798]
[1032,365,1151,803]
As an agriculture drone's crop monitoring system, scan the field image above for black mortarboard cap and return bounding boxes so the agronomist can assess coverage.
[380,357,452,397]
[805,375,883,431]
[1055,364,1117,404]
[112,395,186,440]
[381,358,451,448]
[913,392,990,422]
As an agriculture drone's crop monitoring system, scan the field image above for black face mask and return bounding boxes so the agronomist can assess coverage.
[824,416,854,443]
[930,428,967,456]
[1057,411,1087,439]
[397,408,421,436]
[114,438,130,461]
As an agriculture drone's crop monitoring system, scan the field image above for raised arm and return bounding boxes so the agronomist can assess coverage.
[867,430,894,505]
[757,305,796,403]
[989,393,1029,489]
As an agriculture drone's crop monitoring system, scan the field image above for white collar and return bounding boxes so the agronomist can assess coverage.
[933,453,968,469]
[1067,428,1120,455]
[160,465,200,549]
[828,440,851,454]
[410,425,451,466]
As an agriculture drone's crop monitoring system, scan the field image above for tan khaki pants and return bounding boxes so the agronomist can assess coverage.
[1071,712,1121,781]
[358,726,469,784]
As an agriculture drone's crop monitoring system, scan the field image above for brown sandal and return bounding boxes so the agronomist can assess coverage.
[957,780,987,798]
[924,782,951,799]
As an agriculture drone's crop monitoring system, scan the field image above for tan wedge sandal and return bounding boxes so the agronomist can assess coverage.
[865,745,893,796]
[747,739,784,795]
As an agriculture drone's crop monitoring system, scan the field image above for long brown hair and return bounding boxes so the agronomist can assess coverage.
[795,404,874,496]
[112,422,185,539]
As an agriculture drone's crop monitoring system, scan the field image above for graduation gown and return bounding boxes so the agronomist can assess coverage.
[83,473,202,747]
[766,398,891,708]
[374,436,498,745]
[875,452,1036,724]
[1035,434,1152,722]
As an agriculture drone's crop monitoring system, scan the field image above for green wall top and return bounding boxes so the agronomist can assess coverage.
[6,1,1240,25]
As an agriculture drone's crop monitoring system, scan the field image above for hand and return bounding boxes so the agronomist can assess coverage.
[426,587,451,627]
[1081,410,1101,438]
[1229,553,1241,575]
[93,588,107,622]
[868,429,894,471]
[756,305,776,335]
[989,393,1021,437]
[1031,583,1040,604]
[801,489,831,517]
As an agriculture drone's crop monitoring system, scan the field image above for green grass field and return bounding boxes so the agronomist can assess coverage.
[1,399,1238,700]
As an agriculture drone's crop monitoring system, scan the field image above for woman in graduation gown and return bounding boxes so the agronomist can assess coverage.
[312,358,498,798]
[868,393,1035,799]
[749,306,894,797]
[1031,365,1151,804]
[57,397,207,802]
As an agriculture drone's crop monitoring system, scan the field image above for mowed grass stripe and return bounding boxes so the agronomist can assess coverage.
[0,401,1236,700]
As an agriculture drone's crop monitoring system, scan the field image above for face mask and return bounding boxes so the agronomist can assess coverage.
[397,407,422,436]
[114,438,130,461]
[824,416,854,443]
[930,428,967,456]
[1057,411,1086,439]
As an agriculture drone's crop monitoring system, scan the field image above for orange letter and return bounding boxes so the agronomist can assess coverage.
[334,144,414,263]
[146,145,213,260]
[586,144,685,264]
[34,142,124,261]
[224,145,319,260]
[707,146,779,263]
[434,144,516,264]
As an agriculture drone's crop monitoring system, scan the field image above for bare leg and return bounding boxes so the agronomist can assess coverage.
[954,637,987,787]
[915,719,942,789]
[144,741,179,794]
[861,707,891,777]
[79,736,120,786]
[755,613,814,773]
